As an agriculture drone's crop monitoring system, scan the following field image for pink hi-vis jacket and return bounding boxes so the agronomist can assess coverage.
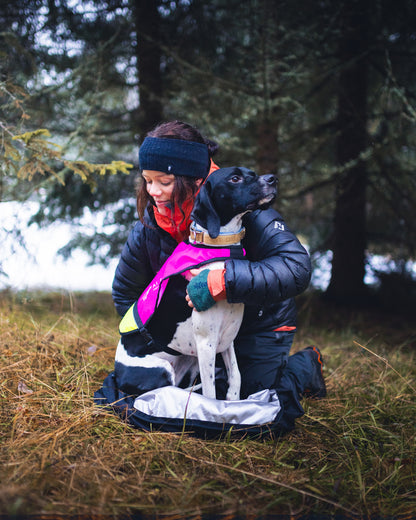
[119,241,245,339]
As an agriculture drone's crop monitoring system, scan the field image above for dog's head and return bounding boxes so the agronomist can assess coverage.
[191,166,277,238]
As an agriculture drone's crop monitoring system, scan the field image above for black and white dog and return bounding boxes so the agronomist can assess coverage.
[155,167,277,400]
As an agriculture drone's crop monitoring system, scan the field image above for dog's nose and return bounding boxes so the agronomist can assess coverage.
[264,174,277,186]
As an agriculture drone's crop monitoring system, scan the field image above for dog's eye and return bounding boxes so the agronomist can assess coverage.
[229,175,242,183]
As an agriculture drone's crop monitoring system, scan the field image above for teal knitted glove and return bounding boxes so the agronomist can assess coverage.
[186,269,216,312]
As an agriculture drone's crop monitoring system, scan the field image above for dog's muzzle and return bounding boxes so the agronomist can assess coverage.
[258,174,277,206]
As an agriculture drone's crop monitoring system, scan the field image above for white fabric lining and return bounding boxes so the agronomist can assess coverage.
[133,387,280,425]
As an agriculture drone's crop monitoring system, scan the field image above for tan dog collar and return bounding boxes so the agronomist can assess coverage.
[189,227,246,246]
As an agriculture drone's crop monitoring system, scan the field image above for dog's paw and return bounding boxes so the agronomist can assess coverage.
[226,390,240,401]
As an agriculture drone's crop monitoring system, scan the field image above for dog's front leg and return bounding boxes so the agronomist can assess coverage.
[192,313,218,400]
[195,338,217,399]
[221,344,241,400]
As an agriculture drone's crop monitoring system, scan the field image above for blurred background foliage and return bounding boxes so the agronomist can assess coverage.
[1,0,416,305]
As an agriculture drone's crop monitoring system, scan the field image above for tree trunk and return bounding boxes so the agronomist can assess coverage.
[130,0,164,139]
[256,115,279,175]
[326,0,370,303]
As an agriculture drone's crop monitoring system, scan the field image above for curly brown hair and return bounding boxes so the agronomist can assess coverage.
[136,121,218,223]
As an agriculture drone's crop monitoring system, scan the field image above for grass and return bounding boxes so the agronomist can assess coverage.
[0,289,415,518]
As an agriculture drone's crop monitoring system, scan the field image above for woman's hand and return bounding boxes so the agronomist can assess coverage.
[185,293,194,308]
[185,268,203,308]
[186,268,226,310]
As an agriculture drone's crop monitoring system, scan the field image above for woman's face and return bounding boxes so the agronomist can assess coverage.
[142,170,203,215]
[142,170,176,215]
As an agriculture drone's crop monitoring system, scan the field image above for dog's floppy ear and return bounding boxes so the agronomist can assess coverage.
[191,179,221,238]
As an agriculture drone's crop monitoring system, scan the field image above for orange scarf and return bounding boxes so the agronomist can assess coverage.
[153,198,194,243]
[153,160,220,243]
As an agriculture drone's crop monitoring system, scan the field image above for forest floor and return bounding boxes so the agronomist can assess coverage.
[0,289,415,519]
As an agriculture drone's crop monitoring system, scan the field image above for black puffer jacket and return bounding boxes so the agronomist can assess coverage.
[112,206,311,336]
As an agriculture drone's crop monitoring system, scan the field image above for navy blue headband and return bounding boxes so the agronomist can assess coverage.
[138,136,210,179]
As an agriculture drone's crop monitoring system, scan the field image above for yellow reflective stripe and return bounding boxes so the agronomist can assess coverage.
[119,303,139,334]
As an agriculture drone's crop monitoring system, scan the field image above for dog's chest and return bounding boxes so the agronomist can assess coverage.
[168,300,244,356]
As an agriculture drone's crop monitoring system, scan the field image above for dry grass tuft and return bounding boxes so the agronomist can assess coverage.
[0,290,415,517]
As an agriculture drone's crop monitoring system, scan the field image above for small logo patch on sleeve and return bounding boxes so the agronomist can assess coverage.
[274,221,285,231]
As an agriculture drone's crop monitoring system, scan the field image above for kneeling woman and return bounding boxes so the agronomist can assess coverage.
[96,120,326,436]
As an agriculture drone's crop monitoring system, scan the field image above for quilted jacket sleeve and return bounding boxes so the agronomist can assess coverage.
[224,208,311,306]
[112,221,154,317]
